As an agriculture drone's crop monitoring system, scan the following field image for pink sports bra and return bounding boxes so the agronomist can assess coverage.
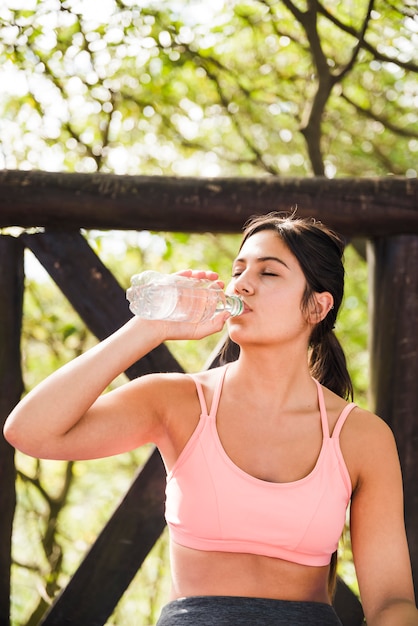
[165,365,356,566]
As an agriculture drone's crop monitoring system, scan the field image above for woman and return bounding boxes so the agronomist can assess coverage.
[4,213,417,625]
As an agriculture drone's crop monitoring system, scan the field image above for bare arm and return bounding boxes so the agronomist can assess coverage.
[349,413,418,626]
[4,273,228,460]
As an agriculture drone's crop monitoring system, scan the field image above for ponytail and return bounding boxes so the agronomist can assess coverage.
[309,328,353,402]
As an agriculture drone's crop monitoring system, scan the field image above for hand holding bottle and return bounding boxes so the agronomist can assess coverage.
[126,270,243,321]
[125,269,242,341]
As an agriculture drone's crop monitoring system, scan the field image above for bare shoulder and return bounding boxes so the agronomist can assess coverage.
[157,366,224,414]
[321,385,394,446]
[133,370,196,410]
[340,403,396,451]
[321,387,398,490]
[136,366,223,412]
[142,367,223,469]
[116,370,197,431]
[341,405,399,491]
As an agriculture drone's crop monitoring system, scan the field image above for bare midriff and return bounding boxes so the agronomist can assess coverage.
[169,542,331,603]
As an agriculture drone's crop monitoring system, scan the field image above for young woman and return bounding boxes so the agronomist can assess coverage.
[4,213,417,626]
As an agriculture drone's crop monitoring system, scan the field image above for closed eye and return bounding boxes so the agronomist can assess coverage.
[231,270,279,278]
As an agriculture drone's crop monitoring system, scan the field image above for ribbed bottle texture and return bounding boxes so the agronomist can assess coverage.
[126,271,243,322]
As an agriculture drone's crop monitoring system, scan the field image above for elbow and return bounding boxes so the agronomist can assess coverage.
[3,412,38,457]
[3,411,71,460]
[3,414,25,451]
[3,417,17,446]
[366,598,418,626]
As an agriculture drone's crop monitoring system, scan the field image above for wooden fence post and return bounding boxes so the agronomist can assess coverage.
[0,235,24,626]
[368,235,418,590]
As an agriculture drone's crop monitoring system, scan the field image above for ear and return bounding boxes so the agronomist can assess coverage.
[307,292,334,324]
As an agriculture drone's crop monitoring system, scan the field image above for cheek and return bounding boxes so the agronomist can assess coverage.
[270,289,303,314]
[268,295,309,333]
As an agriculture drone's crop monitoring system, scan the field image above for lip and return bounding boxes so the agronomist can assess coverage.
[239,300,252,314]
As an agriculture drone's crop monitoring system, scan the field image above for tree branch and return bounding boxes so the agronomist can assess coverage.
[316,0,418,73]
[341,92,418,139]
[335,0,375,82]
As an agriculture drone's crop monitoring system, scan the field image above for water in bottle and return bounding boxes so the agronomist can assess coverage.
[126,270,243,322]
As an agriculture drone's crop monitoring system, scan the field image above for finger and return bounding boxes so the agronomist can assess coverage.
[175,269,219,281]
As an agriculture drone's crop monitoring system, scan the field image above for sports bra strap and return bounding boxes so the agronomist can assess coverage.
[190,376,208,416]
[190,365,228,419]
[332,402,357,438]
[209,366,228,418]
[313,379,330,438]
[313,379,357,439]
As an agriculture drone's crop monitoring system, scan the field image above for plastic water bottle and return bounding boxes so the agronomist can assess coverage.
[126,270,243,322]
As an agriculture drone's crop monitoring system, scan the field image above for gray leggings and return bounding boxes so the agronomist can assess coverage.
[156,595,343,625]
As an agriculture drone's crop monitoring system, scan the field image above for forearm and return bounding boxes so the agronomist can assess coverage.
[3,317,164,453]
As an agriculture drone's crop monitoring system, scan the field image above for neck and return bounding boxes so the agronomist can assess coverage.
[229,344,315,402]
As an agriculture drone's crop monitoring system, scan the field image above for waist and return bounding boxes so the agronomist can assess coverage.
[169,541,330,604]
[157,596,342,626]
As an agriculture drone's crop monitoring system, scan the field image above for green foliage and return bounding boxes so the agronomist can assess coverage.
[22,268,97,389]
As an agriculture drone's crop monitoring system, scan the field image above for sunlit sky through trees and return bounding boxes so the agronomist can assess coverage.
[1,0,417,178]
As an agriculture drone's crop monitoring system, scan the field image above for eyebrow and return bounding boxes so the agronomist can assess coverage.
[233,255,290,270]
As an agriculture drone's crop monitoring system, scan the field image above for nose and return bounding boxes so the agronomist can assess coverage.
[233,272,254,295]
